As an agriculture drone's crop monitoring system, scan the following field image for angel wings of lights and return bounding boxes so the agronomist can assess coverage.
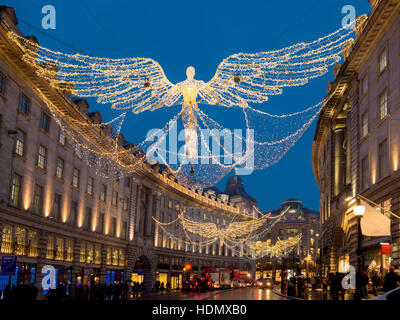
[7,19,358,186]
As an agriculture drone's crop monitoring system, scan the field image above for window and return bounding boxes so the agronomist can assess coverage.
[121,221,128,240]
[379,49,387,73]
[84,207,92,231]
[310,229,314,236]
[52,193,61,221]
[124,177,130,188]
[0,72,5,94]
[37,145,47,170]
[378,91,388,121]
[1,225,13,254]
[69,201,77,226]
[15,129,25,157]
[33,184,43,215]
[378,139,388,179]
[123,197,129,211]
[168,200,173,209]
[72,168,80,188]
[58,130,66,146]
[361,75,368,95]
[74,144,82,159]
[110,217,116,237]
[41,113,50,132]
[98,213,105,234]
[19,93,29,115]
[99,184,106,201]
[87,177,94,195]
[10,173,22,207]
[361,156,369,190]
[112,191,118,207]
[56,158,64,179]
[361,112,368,138]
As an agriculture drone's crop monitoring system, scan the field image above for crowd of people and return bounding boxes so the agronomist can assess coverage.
[281,266,400,300]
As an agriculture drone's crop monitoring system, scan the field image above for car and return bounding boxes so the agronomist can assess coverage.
[231,279,246,288]
[369,286,400,301]
[256,278,274,289]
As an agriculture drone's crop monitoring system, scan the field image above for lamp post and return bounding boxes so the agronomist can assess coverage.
[353,198,365,301]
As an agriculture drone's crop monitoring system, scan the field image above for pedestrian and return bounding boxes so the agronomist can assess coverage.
[311,276,317,291]
[383,266,400,292]
[371,272,380,296]
[361,271,369,298]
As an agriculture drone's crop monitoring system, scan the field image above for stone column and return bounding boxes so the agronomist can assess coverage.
[333,124,346,196]
[145,189,154,237]
[135,185,142,234]
[153,191,161,246]
[128,180,138,241]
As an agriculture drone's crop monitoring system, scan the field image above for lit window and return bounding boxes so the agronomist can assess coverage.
[87,177,94,195]
[19,93,29,115]
[378,139,388,179]
[58,130,66,146]
[15,129,25,157]
[56,158,64,179]
[41,113,50,132]
[378,91,388,121]
[1,225,13,254]
[379,49,387,73]
[37,145,47,169]
[10,173,21,207]
[361,112,368,138]
[33,184,43,215]
[72,168,80,188]
[168,200,172,209]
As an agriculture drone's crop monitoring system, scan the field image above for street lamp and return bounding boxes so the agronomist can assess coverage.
[353,198,365,301]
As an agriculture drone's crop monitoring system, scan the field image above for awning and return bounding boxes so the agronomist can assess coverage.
[360,199,391,237]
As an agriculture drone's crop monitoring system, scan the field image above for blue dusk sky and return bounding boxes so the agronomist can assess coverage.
[4,0,372,211]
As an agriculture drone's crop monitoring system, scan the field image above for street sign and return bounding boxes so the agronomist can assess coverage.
[0,255,17,276]
[83,262,91,275]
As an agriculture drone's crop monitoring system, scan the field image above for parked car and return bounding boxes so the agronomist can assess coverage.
[256,278,274,289]
[231,279,246,288]
[369,286,400,301]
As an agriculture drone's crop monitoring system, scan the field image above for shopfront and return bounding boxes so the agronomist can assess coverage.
[156,271,168,287]
[171,273,182,289]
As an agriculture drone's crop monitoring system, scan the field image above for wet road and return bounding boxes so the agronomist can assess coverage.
[140,287,288,300]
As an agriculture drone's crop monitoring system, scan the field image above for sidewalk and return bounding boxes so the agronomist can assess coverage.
[274,286,380,300]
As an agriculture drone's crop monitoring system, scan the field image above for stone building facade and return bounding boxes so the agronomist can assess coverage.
[256,199,320,281]
[312,0,400,278]
[0,6,254,294]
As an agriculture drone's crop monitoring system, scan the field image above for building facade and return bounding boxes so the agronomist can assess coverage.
[312,0,400,279]
[256,199,320,281]
[0,6,255,295]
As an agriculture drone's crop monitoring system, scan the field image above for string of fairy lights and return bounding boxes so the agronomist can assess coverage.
[6,17,361,187]
[4,19,359,252]
[151,206,297,259]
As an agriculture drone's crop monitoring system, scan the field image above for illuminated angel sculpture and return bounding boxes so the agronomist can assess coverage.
[7,21,357,184]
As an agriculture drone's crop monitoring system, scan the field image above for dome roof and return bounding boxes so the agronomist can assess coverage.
[224,173,256,203]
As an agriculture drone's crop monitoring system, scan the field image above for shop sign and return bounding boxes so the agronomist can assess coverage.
[0,255,17,276]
